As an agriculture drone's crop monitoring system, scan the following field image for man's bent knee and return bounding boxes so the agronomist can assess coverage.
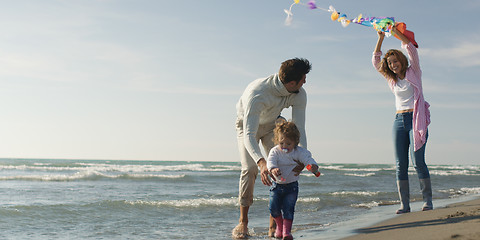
[239,165,258,207]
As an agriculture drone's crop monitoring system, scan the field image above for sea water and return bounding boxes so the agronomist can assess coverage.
[0,158,478,239]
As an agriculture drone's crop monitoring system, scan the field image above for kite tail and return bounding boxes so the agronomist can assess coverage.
[284,3,296,26]
[285,1,330,26]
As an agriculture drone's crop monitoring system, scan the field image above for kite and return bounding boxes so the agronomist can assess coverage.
[284,0,418,47]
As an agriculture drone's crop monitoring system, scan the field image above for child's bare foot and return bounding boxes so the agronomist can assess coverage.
[232,223,248,239]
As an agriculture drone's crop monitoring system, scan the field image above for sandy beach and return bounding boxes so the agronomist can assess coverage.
[342,197,480,240]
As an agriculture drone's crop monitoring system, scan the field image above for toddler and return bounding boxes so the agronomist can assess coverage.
[267,121,319,239]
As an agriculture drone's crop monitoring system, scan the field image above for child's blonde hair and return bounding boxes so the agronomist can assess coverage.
[273,121,300,145]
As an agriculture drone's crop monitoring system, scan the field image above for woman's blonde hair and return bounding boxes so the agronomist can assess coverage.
[379,49,408,82]
[273,121,300,145]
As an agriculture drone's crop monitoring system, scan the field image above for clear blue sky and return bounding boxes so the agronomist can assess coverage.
[1,0,479,165]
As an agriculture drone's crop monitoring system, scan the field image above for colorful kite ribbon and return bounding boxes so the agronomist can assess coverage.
[285,0,418,47]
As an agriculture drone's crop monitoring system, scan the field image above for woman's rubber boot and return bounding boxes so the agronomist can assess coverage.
[273,216,283,239]
[419,178,433,211]
[396,180,411,214]
[282,219,293,240]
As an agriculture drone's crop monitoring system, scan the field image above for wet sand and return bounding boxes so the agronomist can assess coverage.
[342,197,480,240]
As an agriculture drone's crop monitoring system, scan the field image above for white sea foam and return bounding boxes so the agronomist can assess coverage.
[210,165,242,171]
[77,163,209,172]
[127,174,186,179]
[0,162,240,173]
[429,165,480,171]
[429,170,479,176]
[297,197,321,203]
[351,201,380,209]
[438,187,480,196]
[344,173,376,177]
[0,170,105,181]
[127,196,322,208]
[320,165,395,172]
[458,187,480,194]
[33,162,51,166]
[331,191,380,197]
[0,172,186,181]
[126,198,238,208]
[301,172,323,177]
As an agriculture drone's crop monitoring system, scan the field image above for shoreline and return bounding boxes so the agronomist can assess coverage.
[296,194,480,239]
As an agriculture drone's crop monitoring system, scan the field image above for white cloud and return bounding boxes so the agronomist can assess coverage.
[421,37,480,67]
[0,52,72,83]
[426,80,480,94]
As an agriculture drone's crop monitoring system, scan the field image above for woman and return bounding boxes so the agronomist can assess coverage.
[372,26,432,214]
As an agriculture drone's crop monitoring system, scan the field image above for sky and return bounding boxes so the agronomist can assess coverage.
[1,0,479,165]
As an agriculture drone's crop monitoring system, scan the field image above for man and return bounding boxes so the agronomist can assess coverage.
[233,58,312,238]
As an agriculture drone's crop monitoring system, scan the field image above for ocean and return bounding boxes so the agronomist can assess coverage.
[0,158,478,239]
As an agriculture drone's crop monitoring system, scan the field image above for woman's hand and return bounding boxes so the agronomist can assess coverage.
[374,31,385,53]
[377,30,385,38]
[391,25,410,44]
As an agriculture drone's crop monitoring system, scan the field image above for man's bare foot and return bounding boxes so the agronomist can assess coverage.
[268,226,277,237]
[269,216,277,237]
[232,223,248,239]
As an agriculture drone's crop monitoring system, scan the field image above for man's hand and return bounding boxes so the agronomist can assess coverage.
[257,158,272,186]
[270,168,281,177]
[292,159,305,176]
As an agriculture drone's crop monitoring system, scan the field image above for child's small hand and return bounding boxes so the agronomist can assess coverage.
[306,164,321,177]
[308,164,319,173]
[270,168,281,177]
[292,159,305,176]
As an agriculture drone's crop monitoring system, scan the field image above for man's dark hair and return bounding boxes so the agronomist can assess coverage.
[279,58,311,84]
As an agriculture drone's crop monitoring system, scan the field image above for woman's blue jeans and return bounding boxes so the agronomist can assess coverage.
[393,112,430,181]
[269,181,298,220]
